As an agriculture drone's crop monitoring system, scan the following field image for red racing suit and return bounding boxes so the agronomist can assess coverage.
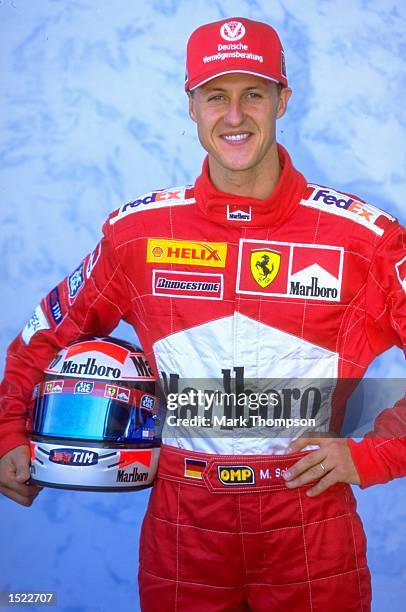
[0,145,405,610]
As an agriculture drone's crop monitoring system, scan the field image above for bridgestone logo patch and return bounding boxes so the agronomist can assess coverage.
[153,270,223,300]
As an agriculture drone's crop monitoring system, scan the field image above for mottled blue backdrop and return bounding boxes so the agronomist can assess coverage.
[0,1,405,611]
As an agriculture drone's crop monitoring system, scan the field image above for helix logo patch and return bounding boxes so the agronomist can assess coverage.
[147,239,227,268]
[153,270,223,299]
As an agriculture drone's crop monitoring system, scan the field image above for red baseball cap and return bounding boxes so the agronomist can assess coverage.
[185,17,288,91]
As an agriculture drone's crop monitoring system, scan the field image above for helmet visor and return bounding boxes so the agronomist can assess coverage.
[31,379,157,442]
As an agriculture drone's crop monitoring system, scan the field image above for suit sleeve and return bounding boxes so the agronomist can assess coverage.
[0,219,131,458]
[348,222,406,488]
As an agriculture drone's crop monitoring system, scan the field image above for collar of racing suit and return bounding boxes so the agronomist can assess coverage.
[194,144,308,228]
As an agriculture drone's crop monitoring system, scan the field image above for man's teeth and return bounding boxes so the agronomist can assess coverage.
[223,133,250,141]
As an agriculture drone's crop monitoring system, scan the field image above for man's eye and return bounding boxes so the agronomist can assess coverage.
[208,95,225,102]
[247,91,262,99]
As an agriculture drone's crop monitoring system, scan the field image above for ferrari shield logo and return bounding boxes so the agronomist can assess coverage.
[250,249,281,287]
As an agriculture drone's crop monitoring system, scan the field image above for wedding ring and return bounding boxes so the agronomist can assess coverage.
[319,462,326,472]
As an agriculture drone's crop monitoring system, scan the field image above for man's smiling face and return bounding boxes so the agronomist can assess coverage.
[188,73,291,180]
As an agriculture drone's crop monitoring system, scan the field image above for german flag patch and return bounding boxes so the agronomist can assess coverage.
[184,458,207,480]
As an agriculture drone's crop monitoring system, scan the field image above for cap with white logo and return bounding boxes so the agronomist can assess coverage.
[185,17,287,91]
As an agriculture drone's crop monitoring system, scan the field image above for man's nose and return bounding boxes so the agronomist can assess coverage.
[223,98,245,125]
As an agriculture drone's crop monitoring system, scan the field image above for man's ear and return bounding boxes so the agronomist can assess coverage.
[276,87,292,119]
[188,91,197,123]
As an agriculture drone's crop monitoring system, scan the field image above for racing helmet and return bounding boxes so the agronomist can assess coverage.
[28,337,162,492]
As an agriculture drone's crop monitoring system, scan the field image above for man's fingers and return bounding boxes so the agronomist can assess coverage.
[0,478,42,499]
[283,449,325,482]
[0,445,41,506]
[0,484,41,507]
[307,470,339,497]
[285,459,329,488]
[14,466,31,483]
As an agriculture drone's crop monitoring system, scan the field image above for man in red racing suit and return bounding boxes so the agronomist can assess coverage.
[0,16,405,612]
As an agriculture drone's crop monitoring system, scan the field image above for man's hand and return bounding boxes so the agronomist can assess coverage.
[0,445,43,506]
[283,437,360,497]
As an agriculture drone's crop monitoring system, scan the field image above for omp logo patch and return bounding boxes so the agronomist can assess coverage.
[301,185,395,236]
[218,465,255,485]
[147,239,227,268]
[153,270,223,299]
[237,240,343,301]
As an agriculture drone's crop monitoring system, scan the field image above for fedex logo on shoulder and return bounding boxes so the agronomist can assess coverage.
[123,189,184,212]
[309,188,367,213]
[302,185,394,236]
[110,187,194,225]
